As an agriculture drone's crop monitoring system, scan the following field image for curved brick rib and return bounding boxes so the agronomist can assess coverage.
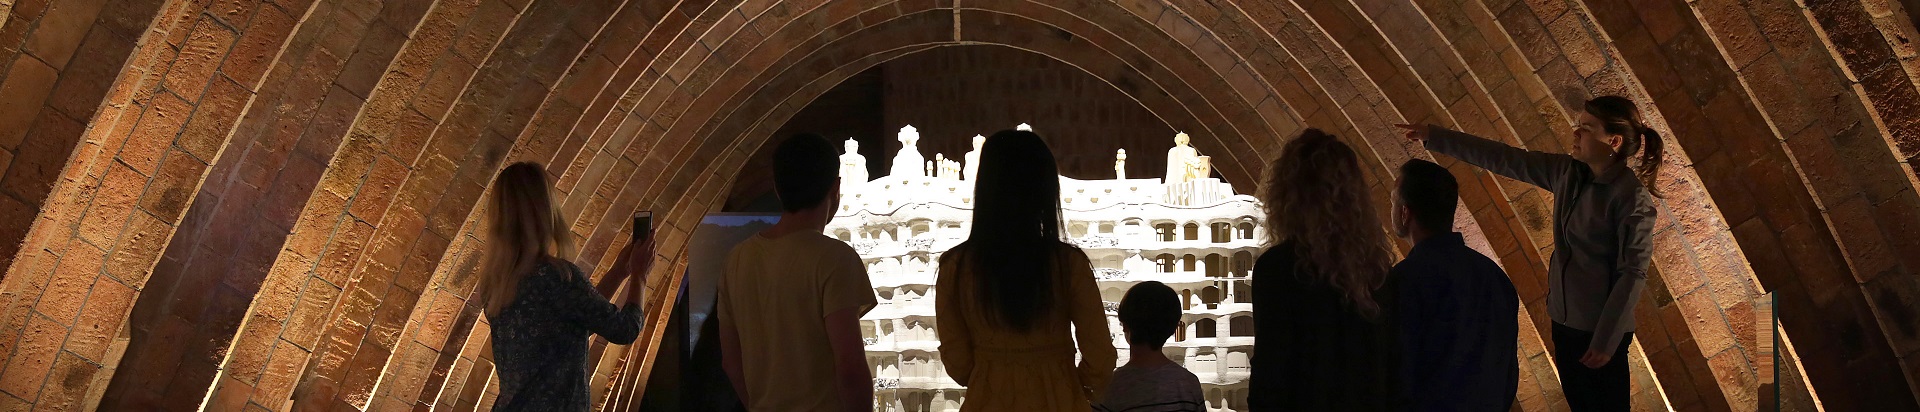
[187,0,533,409]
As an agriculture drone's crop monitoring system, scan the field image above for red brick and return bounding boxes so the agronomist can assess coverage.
[0,314,66,402]
[335,344,391,405]
[207,0,258,27]
[1677,289,1738,357]
[177,76,253,164]
[338,24,409,99]
[117,91,193,174]
[0,13,34,60]
[413,60,477,122]
[368,290,420,350]
[64,276,134,363]
[205,376,253,412]
[137,149,210,223]
[1864,271,1920,354]
[1726,300,1758,353]
[1707,348,1760,408]
[261,155,328,231]
[349,154,410,222]
[414,290,464,351]
[379,342,436,406]
[163,19,240,99]
[394,256,436,296]
[246,339,306,409]
[29,352,98,411]
[101,210,170,287]
[451,0,515,63]
[219,1,291,88]
[21,0,107,69]
[40,239,108,325]
[281,278,342,353]
[45,28,134,120]
[0,56,58,149]
[285,195,347,259]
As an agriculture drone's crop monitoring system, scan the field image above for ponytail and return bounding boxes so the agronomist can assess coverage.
[1635,127,1664,198]
[1584,96,1665,198]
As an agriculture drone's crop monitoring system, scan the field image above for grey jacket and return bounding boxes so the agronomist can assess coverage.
[1423,126,1656,354]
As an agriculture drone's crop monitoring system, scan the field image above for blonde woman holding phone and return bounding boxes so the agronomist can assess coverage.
[481,162,652,411]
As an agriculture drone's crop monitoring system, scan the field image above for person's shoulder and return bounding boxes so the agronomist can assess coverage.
[1159,361,1201,380]
[792,231,858,254]
[1615,180,1659,213]
[724,234,764,259]
[526,257,584,284]
[808,234,869,274]
[1254,242,1299,271]
[939,241,973,265]
[1053,241,1091,264]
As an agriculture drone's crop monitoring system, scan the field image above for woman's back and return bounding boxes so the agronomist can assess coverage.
[1248,241,1400,411]
[935,241,1117,411]
[490,259,644,411]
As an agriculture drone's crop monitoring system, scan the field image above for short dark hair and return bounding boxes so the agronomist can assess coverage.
[1117,281,1182,349]
[772,133,840,212]
[1397,159,1459,233]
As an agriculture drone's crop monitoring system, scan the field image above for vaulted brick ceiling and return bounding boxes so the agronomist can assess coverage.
[0,0,1914,410]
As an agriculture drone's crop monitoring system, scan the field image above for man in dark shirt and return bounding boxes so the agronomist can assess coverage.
[1390,159,1520,411]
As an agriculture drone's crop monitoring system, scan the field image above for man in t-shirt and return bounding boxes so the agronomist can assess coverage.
[720,134,877,412]
[1098,281,1205,412]
[1390,159,1520,411]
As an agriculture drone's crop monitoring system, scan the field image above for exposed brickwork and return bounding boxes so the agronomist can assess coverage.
[0,0,1917,410]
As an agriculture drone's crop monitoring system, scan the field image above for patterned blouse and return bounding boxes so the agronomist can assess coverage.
[489,258,644,411]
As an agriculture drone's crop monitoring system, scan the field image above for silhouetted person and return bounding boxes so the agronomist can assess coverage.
[1247,129,1401,411]
[1097,281,1204,412]
[1398,95,1662,411]
[1390,159,1519,411]
[481,162,650,411]
[719,134,875,412]
[936,130,1117,411]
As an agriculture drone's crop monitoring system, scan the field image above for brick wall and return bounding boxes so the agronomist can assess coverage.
[0,0,1914,410]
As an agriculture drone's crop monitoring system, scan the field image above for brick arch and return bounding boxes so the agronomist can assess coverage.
[560,4,1297,402]
[594,2,1568,407]
[560,0,1305,281]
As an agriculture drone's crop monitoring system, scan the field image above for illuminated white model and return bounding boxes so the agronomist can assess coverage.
[830,125,1261,412]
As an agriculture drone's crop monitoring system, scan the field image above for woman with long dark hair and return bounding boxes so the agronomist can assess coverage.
[1396,95,1662,411]
[1246,128,1402,411]
[935,130,1117,411]
[482,162,652,411]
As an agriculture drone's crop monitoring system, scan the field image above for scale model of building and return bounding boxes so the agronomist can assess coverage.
[829,125,1262,412]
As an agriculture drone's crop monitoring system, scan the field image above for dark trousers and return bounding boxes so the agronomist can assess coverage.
[1552,322,1631,412]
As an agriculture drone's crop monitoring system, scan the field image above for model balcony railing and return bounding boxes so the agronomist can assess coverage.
[1073,235,1120,249]
[852,240,879,255]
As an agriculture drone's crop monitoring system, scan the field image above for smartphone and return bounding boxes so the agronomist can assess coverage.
[633,211,653,243]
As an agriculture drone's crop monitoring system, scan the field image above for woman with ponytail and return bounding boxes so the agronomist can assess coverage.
[482,162,651,411]
[1396,96,1660,411]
